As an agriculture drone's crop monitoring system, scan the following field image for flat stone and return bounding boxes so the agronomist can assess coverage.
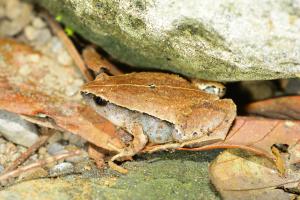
[0,110,39,147]
[38,0,300,81]
[24,25,39,41]
[5,0,22,20]
[0,1,32,36]
[32,17,46,29]
[65,151,88,163]
[0,151,221,200]
[34,28,52,45]
[49,162,74,176]
[47,142,65,155]
[0,164,4,173]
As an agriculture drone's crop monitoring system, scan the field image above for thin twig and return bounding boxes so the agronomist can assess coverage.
[0,150,82,182]
[2,128,54,174]
[41,12,93,81]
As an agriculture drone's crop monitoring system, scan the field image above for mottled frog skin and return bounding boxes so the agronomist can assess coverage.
[84,95,175,144]
[81,72,236,173]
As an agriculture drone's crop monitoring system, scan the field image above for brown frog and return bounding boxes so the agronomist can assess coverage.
[81,72,236,173]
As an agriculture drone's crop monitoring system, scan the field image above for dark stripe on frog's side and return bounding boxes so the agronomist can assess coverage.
[82,93,176,144]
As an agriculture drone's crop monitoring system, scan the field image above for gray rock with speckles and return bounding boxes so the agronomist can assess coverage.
[49,162,74,176]
[37,0,300,81]
[47,142,65,155]
[0,110,39,147]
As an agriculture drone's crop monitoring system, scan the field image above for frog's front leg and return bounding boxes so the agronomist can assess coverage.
[109,123,148,173]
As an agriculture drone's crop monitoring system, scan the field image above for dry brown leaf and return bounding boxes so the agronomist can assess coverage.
[82,45,123,76]
[245,96,300,120]
[177,117,300,168]
[210,149,300,200]
[0,38,125,152]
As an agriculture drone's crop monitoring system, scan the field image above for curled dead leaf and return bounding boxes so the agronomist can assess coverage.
[210,149,300,200]
[176,117,300,173]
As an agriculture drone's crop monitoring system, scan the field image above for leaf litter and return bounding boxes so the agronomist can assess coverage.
[1,3,300,198]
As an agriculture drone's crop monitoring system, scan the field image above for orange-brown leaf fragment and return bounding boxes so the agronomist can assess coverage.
[210,149,300,200]
[245,96,300,120]
[178,117,300,167]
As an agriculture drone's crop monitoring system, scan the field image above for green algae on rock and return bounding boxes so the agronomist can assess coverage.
[37,0,300,81]
[0,151,221,200]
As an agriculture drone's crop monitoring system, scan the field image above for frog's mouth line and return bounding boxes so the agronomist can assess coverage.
[81,92,184,143]
[81,92,108,106]
[81,92,214,144]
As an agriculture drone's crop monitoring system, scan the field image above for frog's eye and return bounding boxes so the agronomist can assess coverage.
[93,96,108,106]
[202,85,217,94]
[148,84,156,89]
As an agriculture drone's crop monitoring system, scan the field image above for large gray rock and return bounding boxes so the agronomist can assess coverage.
[38,0,300,81]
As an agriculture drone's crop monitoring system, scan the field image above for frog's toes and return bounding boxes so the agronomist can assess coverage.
[147,143,181,153]
[108,123,148,173]
[108,160,128,174]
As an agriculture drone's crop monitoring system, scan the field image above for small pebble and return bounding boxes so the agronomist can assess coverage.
[49,162,74,177]
[0,110,39,147]
[34,28,52,45]
[63,132,72,141]
[48,132,63,144]
[57,50,73,66]
[47,142,65,155]
[18,65,32,76]
[18,167,48,181]
[38,147,47,155]
[0,143,6,154]
[0,138,6,144]
[5,0,21,20]
[24,25,38,40]
[0,165,4,173]
[27,54,40,62]
[66,151,88,163]
[65,79,84,97]
[50,37,63,53]
[67,133,86,147]
[32,17,46,28]
[0,1,32,36]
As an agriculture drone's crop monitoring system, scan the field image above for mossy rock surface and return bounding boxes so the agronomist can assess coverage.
[0,151,220,200]
[37,0,300,81]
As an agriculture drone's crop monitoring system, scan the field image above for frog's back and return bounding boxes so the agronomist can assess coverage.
[82,72,236,139]
[82,72,217,121]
